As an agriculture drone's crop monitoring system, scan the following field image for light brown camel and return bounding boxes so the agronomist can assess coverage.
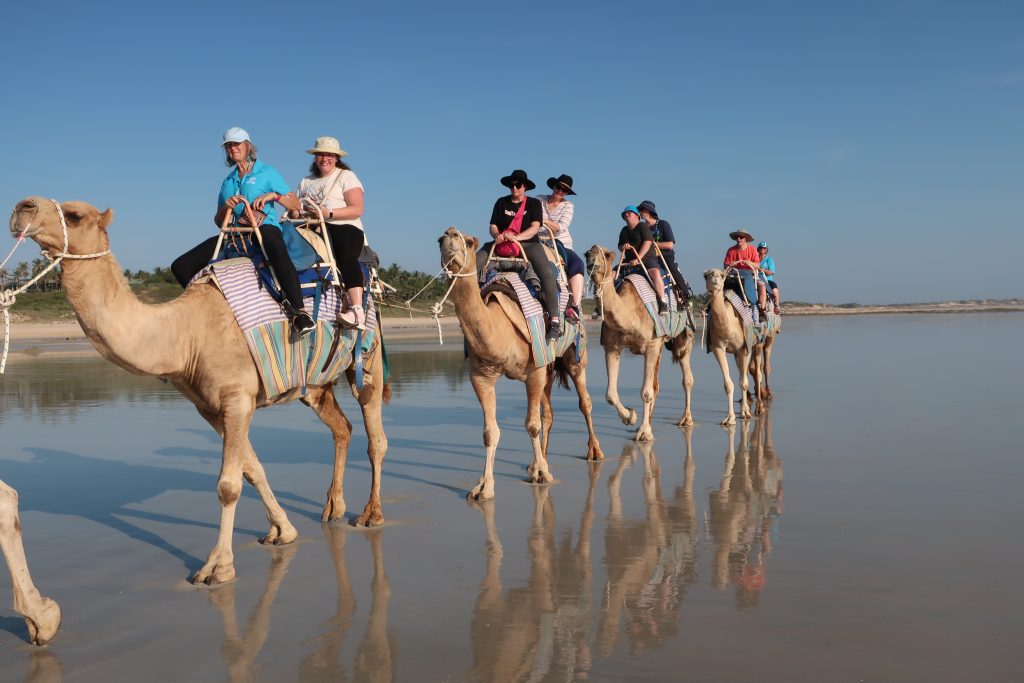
[703,268,762,424]
[437,227,603,500]
[0,479,61,645]
[10,197,389,586]
[584,246,695,440]
[749,317,780,401]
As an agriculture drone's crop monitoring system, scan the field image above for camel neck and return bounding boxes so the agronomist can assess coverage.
[449,271,507,354]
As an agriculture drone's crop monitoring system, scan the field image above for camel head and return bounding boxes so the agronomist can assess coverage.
[10,197,113,258]
[703,268,726,296]
[438,226,478,276]
[584,245,615,283]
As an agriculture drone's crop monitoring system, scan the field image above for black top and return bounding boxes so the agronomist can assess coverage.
[649,219,676,258]
[490,196,543,243]
[617,220,655,253]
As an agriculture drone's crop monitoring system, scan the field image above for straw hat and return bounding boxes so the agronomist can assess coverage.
[729,229,754,241]
[306,136,348,157]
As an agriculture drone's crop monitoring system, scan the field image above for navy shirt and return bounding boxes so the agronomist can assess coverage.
[617,220,654,253]
[649,219,677,259]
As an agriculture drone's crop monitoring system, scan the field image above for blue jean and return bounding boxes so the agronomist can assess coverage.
[737,269,758,304]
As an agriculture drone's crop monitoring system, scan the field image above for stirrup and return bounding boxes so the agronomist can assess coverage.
[338,305,366,331]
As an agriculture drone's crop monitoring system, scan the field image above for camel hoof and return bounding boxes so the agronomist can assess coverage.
[720,416,736,427]
[321,499,347,523]
[587,444,605,461]
[24,599,61,646]
[190,563,236,586]
[633,428,655,442]
[353,512,384,527]
[624,408,638,426]
[677,415,694,427]
[259,524,298,546]
[467,488,494,501]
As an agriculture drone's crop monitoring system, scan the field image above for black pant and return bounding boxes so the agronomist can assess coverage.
[325,223,365,290]
[663,257,690,299]
[171,225,305,309]
[476,241,561,320]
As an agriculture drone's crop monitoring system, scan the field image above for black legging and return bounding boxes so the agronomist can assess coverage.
[476,241,561,320]
[171,224,305,309]
[325,223,365,290]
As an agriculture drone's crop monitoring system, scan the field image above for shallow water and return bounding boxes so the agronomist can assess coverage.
[0,314,1021,682]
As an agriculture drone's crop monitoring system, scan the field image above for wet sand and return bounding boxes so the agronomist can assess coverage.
[1,313,1022,681]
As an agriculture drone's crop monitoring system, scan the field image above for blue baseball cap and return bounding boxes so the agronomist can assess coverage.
[757,241,768,249]
[621,205,640,218]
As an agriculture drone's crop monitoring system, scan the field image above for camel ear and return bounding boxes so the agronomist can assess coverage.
[99,208,114,229]
[603,248,615,262]
[703,268,714,278]
[465,235,479,252]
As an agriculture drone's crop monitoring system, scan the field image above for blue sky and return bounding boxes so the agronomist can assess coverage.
[2,0,1021,303]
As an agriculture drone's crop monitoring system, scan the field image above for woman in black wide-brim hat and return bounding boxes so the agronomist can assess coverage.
[539,173,585,323]
[475,169,563,341]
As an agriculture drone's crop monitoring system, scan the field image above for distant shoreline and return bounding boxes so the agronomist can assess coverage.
[3,301,1020,355]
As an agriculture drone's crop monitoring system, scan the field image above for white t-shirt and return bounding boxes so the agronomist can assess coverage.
[296,168,364,230]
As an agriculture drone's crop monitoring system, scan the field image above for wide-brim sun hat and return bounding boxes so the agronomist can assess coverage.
[729,229,755,241]
[223,127,250,145]
[501,169,536,190]
[306,136,348,157]
[546,174,577,195]
[637,200,658,217]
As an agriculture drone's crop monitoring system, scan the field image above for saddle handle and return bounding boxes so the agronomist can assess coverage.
[219,196,261,233]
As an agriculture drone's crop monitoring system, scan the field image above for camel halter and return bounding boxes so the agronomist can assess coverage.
[1,199,111,374]
[431,230,475,344]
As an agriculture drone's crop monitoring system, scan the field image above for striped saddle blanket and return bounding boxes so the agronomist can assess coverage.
[617,274,690,338]
[481,271,583,368]
[705,291,781,353]
[202,258,378,399]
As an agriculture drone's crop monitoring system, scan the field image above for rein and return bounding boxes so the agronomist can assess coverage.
[1,199,111,373]
[432,230,475,344]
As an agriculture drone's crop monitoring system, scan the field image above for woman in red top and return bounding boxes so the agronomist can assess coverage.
[723,229,766,312]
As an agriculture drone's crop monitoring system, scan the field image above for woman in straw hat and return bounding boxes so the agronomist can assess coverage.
[475,169,563,341]
[281,135,368,330]
[723,228,767,313]
[538,173,585,323]
[171,126,315,335]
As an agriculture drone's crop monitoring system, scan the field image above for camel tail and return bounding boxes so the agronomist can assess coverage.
[552,358,571,390]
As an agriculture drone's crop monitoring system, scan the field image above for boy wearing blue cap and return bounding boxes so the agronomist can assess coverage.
[757,242,780,314]
[617,205,669,312]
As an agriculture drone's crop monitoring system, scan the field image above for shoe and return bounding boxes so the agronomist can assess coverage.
[338,305,367,331]
[546,318,562,342]
[564,304,581,324]
[658,299,669,314]
[292,312,316,337]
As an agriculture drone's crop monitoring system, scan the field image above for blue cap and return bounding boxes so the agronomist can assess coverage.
[621,205,640,218]
[757,241,768,249]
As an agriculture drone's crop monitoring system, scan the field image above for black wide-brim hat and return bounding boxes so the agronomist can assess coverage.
[500,169,536,191]
[546,173,577,195]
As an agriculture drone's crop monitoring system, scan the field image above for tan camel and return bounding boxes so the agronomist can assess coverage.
[703,268,762,424]
[438,227,603,500]
[10,197,389,585]
[0,479,61,645]
[749,318,780,401]
[584,246,695,439]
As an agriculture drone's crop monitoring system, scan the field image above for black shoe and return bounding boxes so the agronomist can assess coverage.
[658,299,669,314]
[546,318,562,342]
[292,312,316,337]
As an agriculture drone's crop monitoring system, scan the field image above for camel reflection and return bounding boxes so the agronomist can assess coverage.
[206,526,395,683]
[708,411,783,609]
[20,651,62,683]
[469,464,601,682]
[597,435,699,656]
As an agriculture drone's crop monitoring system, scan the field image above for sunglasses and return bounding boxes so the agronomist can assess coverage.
[510,182,525,189]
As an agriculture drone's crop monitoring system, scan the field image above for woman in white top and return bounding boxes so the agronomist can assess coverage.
[284,136,368,329]
[538,174,585,323]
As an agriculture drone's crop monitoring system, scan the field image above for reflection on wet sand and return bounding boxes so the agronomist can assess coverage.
[708,411,783,608]
[205,527,395,683]
[598,436,699,656]
[21,650,62,683]
[470,472,600,682]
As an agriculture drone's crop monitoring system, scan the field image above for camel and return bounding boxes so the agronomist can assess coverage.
[584,246,695,440]
[703,268,762,424]
[437,227,602,500]
[10,197,389,586]
[749,317,780,401]
[0,479,61,645]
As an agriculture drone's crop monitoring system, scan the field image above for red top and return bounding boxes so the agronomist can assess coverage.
[724,244,759,271]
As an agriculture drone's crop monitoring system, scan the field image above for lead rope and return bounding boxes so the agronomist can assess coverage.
[432,230,475,345]
[1,199,110,373]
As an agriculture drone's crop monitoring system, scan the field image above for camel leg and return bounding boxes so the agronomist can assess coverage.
[566,352,604,460]
[301,387,354,522]
[352,359,389,527]
[604,347,637,426]
[763,335,775,400]
[525,369,555,484]
[468,372,500,500]
[0,480,61,646]
[748,346,765,416]
[736,349,754,420]
[540,370,555,458]
[674,333,695,427]
[193,395,284,585]
[198,408,297,547]
[634,344,661,441]
[712,347,737,426]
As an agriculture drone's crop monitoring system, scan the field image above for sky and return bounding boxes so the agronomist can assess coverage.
[1,0,1021,304]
